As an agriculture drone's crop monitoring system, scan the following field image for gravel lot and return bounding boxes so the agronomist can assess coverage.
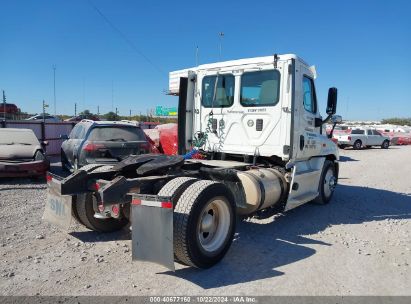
[0,146,410,296]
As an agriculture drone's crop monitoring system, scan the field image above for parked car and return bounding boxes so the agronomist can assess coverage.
[0,128,49,177]
[335,128,390,149]
[60,120,152,171]
[26,114,61,122]
[65,114,100,122]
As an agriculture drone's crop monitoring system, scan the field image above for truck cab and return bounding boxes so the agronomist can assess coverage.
[171,54,338,165]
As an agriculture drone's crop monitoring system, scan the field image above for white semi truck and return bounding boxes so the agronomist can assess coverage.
[44,54,341,270]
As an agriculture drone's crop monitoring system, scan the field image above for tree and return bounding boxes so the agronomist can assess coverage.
[381,118,411,126]
[103,111,119,121]
[79,109,93,116]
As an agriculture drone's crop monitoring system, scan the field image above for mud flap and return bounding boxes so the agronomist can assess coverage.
[131,195,174,271]
[43,185,73,230]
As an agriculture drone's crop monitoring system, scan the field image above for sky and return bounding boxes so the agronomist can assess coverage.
[0,0,410,120]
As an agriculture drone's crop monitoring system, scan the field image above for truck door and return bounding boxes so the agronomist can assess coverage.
[293,64,322,160]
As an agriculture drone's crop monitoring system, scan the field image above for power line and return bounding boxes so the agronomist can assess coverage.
[87,0,165,76]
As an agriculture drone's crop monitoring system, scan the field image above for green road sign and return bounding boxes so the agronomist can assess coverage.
[155,106,177,116]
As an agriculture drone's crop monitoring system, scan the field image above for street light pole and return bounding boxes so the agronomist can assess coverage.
[53,65,56,115]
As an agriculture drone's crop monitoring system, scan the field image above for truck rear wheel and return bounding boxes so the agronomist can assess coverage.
[173,180,236,268]
[312,160,337,205]
[157,177,198,206]
[75,193,128,232]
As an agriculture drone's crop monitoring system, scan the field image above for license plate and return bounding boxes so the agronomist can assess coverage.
[42,186,73,230]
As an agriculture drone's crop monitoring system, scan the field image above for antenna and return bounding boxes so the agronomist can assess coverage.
[219,32,224,60]
[196,46,199,66]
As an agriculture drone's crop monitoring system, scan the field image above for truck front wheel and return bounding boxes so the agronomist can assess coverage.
[312,160,337,205]
[173,180,236,268]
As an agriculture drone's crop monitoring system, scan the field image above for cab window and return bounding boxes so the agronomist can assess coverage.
[303,76,317,113]
[367,130,373,135]
[201,74,235,108]
[240,70,280,107]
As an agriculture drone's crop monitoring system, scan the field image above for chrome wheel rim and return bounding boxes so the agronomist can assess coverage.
[197,197,230,253]
[323,168,336,199]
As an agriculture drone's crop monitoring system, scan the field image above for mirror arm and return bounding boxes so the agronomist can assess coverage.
[328,121,338,138]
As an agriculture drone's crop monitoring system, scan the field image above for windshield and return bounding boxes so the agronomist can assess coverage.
[0,129,39,145]
[201,74,235,108]
[88,126,146,141]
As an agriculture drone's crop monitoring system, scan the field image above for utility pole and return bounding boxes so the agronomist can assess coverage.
[75,103,77,116]
[111,81,114,111]
[97,105,100,116]
[2,90,6,121]
[42,100,49,123]
[219,32,224,60]
[115,107,118,120]
[53,64,56,115]
[129,109,132,119]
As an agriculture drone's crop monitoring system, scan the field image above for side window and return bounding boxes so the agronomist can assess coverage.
[367,130,373,135]
[302,76,317,113]
[201,74,235,108]
[372,130,381,136]
[240,70,280,107]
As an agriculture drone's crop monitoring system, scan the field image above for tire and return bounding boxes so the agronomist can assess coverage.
[75,193,128,232]
[173,180,236,268]
[60,150,70,172]
[157,177,198,207]
[312,160,337,205]
[71,195,85,225]
[381,140,390,149]
[353,140,362,150]
[338,144,346,149]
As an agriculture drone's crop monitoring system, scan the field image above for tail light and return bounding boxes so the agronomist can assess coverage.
[83,142,105,152]
[348,136,351,141]
[46,173,53,183]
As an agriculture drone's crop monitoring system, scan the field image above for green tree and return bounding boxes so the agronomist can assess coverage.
[381,118,411,126]
[103,111,119,121]
[79,109,93,116]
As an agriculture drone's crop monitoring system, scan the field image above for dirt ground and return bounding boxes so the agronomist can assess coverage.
[0,146,410,296]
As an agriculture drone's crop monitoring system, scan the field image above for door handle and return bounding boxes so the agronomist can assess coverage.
[300,135,305,151]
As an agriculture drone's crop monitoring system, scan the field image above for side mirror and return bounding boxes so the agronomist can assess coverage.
[331,115,342,124]
[60,134,69,140]
[326,87,338,115]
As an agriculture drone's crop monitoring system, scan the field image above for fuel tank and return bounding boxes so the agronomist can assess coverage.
[236,168,286,216]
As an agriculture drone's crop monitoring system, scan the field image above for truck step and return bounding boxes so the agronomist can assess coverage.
[285,192,318,211]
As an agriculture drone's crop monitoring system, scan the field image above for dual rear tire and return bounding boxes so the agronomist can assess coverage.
[160,178,236,269]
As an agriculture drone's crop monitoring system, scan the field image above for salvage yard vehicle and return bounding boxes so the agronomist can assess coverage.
[335,128,390,149]
[44,54,341,270]
[60,120,151,171]
[0,128,49,177]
